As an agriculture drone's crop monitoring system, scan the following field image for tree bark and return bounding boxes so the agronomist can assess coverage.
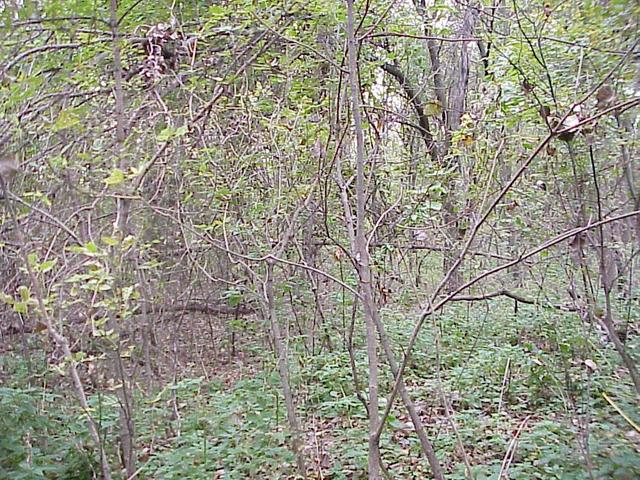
[265,261,308,476]
[109,1,136,475]
[346,1,381,477]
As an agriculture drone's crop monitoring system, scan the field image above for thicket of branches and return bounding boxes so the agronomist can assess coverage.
[1,0,639,478]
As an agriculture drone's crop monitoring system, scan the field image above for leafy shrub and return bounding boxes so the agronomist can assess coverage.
[0,387,97,480]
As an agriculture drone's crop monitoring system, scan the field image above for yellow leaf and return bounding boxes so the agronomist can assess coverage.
[424,100,443,116]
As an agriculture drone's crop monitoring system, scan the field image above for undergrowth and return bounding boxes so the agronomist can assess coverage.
[1,301,638,479]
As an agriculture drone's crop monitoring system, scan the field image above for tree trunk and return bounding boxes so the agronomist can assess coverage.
[265,261,308,477]
[346,1,381,477]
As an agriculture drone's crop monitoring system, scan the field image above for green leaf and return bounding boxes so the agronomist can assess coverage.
[27,252,38,267]
[13,301,28,314]
[0,292,14,305]
[101,236,119,246]
[52,109,81,132]
[105,168,125,186]
[157,125,188,142]
[39,259,57,273]
[208,5,230,19]
[85,242,99,254]
[223,288,243,308]
[17,286,29,300]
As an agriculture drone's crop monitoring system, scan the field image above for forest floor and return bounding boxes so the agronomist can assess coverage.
[1,301,639,479]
